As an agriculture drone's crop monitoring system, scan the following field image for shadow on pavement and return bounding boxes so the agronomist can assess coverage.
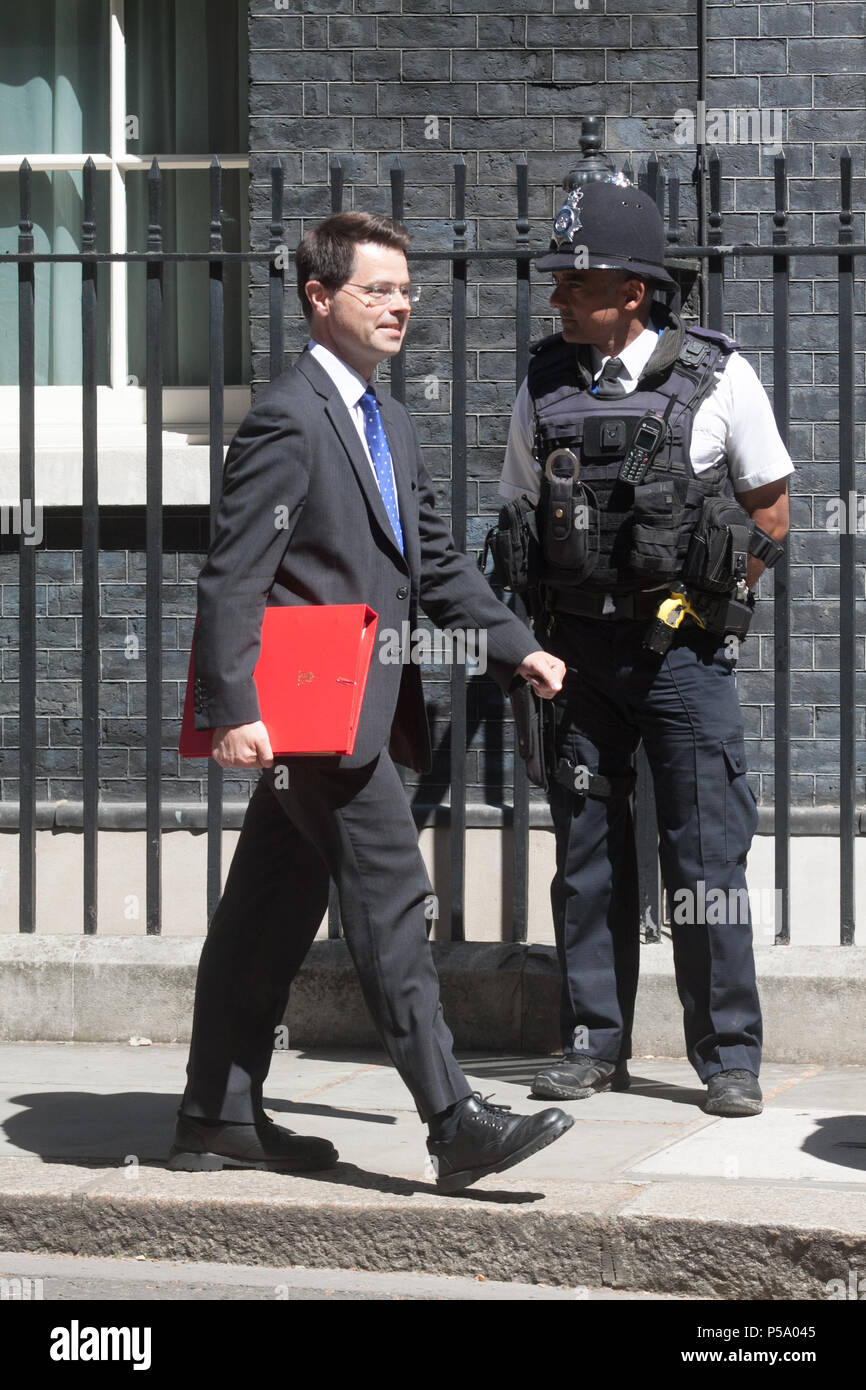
[304,1163,545,1204]
[625,1078,707,1109]
[264,1099,395,1125]
[456,1055,708,1110]
[801,1115,866,1173]
[2,1091,393,1163]
[2,1093,546,1202]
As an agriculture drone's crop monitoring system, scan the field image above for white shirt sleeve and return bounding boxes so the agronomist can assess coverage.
[691,351,794,493]
[499,379,543,502]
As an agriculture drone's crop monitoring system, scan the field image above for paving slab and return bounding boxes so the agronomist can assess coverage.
[0,1044,864,1298]
[760,1065,866,1110]
[630,1109,866,1185]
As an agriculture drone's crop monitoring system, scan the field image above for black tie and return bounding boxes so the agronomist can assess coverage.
[593,357,627,398]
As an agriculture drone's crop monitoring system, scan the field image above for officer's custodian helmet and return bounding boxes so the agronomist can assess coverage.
[536,177,677,288]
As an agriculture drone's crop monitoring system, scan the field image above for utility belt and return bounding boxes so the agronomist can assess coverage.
[547,588,664,622]
[509,579,754,799]
[639,583,755,655]
[549,582,755,647]
[483,488,782,644]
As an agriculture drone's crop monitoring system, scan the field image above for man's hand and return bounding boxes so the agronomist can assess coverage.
[211,721,274,769]
[515,651,566,699]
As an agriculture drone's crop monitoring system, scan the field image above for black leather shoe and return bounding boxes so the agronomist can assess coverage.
[531,1054,631,1100]
[427,1093,573,1194]
[704,1069,763,1117]
[167,1112,339,1172]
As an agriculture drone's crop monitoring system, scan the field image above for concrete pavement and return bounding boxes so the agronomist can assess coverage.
[0,1251,693,1300]
[0,1043,864,1299]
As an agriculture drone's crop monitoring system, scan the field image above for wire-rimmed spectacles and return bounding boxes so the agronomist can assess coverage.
[339,282,421,306]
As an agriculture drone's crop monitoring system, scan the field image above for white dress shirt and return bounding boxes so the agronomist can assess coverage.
[499,325,794,502]
[307,340,400,494]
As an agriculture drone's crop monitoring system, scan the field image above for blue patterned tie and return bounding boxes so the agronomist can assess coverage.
[359,388,404,555]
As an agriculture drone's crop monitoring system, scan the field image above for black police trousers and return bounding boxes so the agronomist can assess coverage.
[546,613,762,1081]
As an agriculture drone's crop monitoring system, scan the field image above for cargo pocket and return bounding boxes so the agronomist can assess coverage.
[722,735,758,862]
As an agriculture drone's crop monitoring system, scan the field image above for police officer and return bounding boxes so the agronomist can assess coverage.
[499,177,792,1116]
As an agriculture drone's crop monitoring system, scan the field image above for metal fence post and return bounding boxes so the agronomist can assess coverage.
[449,156,468,942]
[145,158,164,934]
[838,147,856,945]
[81,157,100,934]
[206,157,225,923]
[772,153,791,945]
[511,156,531,944]
[17,159,36,934]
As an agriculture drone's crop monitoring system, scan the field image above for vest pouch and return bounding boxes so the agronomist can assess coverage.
[630,478,688,582]
[482,494,540,594]
[541,481,599,585]
[682,495,754,593]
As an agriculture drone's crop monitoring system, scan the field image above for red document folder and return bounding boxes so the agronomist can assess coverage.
[179,604,379,759]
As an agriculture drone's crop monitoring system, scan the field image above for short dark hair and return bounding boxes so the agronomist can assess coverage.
[295,212,411,322]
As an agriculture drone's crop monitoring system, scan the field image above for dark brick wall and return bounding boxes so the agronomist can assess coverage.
[1,514,256,807]
[244,0,866,809]
[4,3,864,814]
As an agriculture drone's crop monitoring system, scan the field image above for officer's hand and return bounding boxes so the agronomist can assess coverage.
[211,721,274,769]
[515,651,566,699]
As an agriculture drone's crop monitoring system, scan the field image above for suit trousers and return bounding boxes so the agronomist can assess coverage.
[180,751,472,1124]
[546,614,763,1081]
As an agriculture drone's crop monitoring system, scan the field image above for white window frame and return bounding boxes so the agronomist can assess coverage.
[0,0,251,435]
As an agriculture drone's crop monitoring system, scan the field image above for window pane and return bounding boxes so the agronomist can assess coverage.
[126,0,249,154]
[126,168,250,387]
[0,169,111,386]
[0,1,110,155]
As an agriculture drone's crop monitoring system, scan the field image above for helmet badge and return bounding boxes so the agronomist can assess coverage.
[551,187,584,248]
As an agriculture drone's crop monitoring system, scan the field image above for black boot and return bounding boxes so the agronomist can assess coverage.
[168,1112,339,1172]
[531,1054,631,1100]
[704,1069,763,1117]
[427,1093,572,1193]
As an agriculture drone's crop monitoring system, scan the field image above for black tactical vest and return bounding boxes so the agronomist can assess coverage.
[527,314,736,596]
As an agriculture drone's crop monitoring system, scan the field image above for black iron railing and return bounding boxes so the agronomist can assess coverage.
[3,146,863,944]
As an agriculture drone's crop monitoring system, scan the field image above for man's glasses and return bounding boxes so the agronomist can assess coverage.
[339,282,421,306]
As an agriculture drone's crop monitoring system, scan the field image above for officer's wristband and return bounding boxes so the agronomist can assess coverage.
[748,526,784,569]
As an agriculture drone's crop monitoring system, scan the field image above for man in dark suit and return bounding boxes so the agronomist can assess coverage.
[169,211,573,1193]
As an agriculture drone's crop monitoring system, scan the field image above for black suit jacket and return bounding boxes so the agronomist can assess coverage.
[193,349,537,772]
